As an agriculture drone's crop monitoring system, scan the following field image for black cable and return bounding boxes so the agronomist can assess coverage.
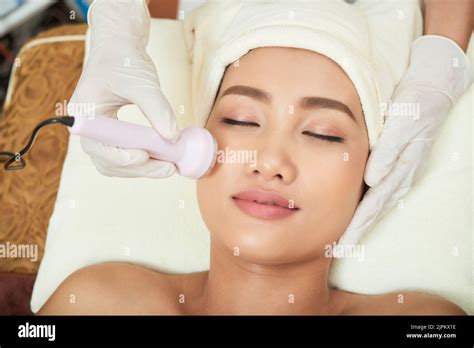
[0,116,74,170]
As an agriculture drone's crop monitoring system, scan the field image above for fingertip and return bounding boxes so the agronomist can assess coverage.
[164,128,182,143]
[119,148,150,167]
[364,169,382,187]
[364,148,397,187]
[130,159,177,178]
[364,154,385,187]
[158,161,177,177]
[140,93,182,143]
[158,115,182,143]
[146,161,176,178]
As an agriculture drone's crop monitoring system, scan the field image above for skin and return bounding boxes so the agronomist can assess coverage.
[422,0,474,52]
[38,47,466,315]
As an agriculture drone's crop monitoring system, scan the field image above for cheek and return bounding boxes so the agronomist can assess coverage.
[196,148,241,235]
[297,144,367,236]
[197,175,220,235]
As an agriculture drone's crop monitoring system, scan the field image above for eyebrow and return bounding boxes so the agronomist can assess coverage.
[220,85,357,123]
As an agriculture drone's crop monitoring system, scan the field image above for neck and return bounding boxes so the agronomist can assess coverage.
[200,239,342,315]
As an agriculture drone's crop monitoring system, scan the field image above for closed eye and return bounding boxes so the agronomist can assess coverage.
[302,131,344,143]
[220,118,343,143]
[220,117,260,127]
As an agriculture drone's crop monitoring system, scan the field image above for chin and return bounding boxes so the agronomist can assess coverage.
[214,222,324,266]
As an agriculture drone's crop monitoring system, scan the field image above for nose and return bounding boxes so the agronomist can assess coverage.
[245,140,297,184]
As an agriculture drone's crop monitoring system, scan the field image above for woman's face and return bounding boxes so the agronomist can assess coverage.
[197,47,369,265]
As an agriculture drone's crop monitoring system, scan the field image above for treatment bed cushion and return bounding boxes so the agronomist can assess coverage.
[31,17,474,313]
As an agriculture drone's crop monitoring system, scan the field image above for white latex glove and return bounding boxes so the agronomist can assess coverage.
[68,0,180,178]
[339,35,472,245]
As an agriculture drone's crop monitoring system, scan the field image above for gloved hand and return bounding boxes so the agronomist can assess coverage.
[339,35,472,245]
[68,0,181,178]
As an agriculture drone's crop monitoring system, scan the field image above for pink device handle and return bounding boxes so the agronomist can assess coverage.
[68,115,217,179]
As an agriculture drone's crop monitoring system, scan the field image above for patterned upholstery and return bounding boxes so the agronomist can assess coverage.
[0,24,87,275]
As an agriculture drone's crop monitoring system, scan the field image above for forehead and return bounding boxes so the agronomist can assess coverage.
[218,47,363,119]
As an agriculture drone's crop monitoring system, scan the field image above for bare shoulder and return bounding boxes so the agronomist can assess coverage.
[37,262,200,315]
[345,290,467,315]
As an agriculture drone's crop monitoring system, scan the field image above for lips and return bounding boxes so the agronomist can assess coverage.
[231,189,300,220]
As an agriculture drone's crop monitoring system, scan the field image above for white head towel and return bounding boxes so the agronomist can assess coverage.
[183,0,423,149]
